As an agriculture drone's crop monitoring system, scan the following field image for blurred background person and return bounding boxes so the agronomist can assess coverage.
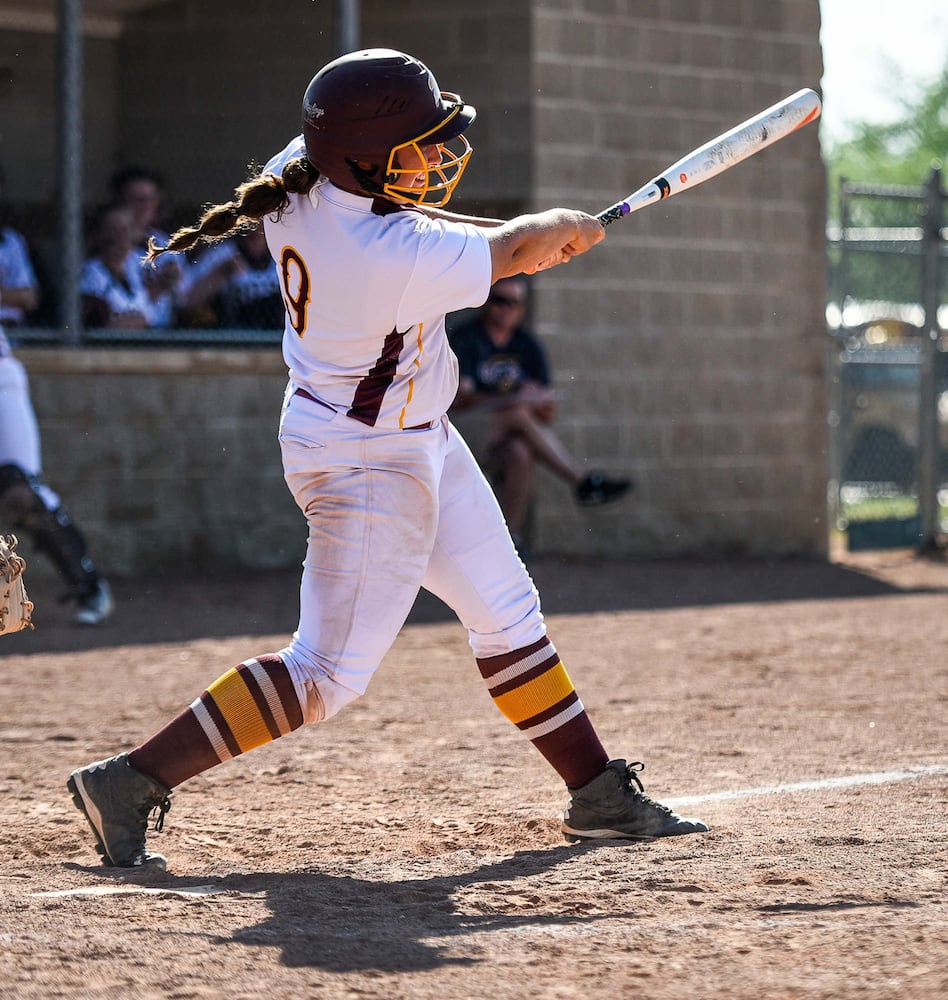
[108,164,187,328]
[177,222,284,329]
[80,204,152,329]
[1,247,114,622]
[0,340,114,623]
[450,276,632,556]
[0,164,41,329]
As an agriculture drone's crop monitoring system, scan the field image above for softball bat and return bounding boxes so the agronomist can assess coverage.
[597,88,822,226]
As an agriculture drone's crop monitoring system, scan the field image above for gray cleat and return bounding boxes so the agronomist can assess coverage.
[67,753,172,868]
[562,759,709,842]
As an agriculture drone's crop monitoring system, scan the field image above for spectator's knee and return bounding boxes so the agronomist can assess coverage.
[504,435,534,471]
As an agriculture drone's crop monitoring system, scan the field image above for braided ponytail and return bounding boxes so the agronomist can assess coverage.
[145,156,320,263]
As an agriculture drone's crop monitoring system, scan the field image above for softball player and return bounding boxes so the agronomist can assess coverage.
[67,48,707,868]
[0,236,114,625]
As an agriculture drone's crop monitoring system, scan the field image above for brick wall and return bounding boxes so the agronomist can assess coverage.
[528,0,827,555]
[18,349,302,578]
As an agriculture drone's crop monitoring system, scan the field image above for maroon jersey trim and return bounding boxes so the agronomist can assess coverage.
[347,327,408,427]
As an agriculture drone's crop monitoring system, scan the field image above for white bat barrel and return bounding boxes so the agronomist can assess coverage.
[598,88,822,226]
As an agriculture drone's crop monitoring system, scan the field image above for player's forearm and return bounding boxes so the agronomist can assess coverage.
[487,209,604,280]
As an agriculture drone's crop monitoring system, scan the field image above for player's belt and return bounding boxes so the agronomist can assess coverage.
[293,387,433,431]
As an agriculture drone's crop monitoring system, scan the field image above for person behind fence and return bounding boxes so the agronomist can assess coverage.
[177,221,284,329]
[80,203,154,329]
[0,235,114,625]
[450,276,633,555]
[108,165,187,328]
[65,47,707,870]
[0,166,41,330]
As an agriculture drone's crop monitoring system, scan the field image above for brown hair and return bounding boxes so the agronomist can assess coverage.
[145,156,319,263]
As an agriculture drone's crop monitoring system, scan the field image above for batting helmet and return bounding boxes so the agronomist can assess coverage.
[301,48,475,208]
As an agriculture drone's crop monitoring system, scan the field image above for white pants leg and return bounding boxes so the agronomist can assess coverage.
[277,391,545,721]
[278,393,444,719]
[0,356,42,474]
[422,421,546,658]
[0,355,61,510]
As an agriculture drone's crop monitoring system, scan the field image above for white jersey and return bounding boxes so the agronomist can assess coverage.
[0,227,39,326]
[263,136,492,429]
[80,254,152,321]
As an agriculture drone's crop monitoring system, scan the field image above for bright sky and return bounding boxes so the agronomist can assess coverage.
[818,0,947,142]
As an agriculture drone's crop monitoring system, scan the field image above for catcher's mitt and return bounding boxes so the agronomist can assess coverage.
[0,533,34,635]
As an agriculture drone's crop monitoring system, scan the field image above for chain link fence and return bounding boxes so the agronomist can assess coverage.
[826,172,947,550]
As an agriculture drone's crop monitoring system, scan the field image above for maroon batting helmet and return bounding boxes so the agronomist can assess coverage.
[301,48,476,207]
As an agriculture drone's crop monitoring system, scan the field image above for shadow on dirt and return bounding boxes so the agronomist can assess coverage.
[7,554,943,656]
[63,844,629,973]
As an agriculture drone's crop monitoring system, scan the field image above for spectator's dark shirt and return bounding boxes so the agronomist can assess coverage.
[450,319,550,396]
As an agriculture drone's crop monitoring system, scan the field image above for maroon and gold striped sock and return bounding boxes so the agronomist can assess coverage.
[128,654,304,789]
[476,637,609,788]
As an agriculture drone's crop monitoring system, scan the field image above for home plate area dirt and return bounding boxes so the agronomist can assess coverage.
[0,550,946,999]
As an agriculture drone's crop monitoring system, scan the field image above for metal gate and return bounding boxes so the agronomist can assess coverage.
[826,170,947,551]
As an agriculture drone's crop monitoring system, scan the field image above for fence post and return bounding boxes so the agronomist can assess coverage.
[917,167,944,551]
[57,0,83,345]
[335,0,361,54]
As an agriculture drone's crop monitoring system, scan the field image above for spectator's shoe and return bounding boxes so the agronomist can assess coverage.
[75,579,113,626]
[562,759,709,842]
[576,472,633,507]
[67,753,171,868]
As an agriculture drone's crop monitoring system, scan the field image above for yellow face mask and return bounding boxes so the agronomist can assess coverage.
[382,96,474,208]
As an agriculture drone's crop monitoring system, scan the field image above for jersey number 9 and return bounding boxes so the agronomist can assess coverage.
[280,247,310,336]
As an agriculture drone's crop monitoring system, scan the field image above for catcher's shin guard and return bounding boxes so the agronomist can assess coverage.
[0,464,100,599]
[476,637,608,788]
[30,505,100,598]
[128,655,305,789]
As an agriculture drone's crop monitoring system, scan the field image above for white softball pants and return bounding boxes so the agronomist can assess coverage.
[277,386,546,721]
[0,355,61,510]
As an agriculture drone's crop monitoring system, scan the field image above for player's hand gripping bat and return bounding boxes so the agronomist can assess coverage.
[596,88,822,226]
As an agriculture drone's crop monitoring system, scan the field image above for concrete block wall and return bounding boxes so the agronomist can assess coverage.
[0,27,118,210]
[18,349,303,577]
[117,0,338,212]
[527,0,827,555]
[362,0,534,214]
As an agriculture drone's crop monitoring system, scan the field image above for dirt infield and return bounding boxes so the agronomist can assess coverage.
[1,549,946,999]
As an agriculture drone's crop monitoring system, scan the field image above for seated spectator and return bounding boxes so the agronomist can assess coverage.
[80,204,152,328]
[178,222,284,329]
[108,165,187,328]
[450,276,632,556]
[0,165,41,328]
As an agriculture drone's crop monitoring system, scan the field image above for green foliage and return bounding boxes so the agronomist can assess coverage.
[841,495,919,523]
[824,65,948,223]
[824,64,947,307]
